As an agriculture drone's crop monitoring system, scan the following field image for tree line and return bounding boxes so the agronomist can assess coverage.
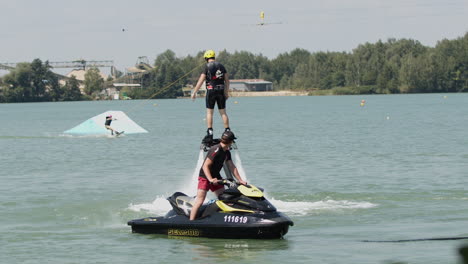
[128,32,468,98]
[1,32,466,102]
[0,60,109,102]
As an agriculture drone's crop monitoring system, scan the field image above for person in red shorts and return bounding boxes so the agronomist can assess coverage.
[190,131,247,220]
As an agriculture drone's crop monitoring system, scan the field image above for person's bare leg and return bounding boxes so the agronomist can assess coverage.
[218,109,230,129]
[206,109,214,130]
[190,189,207,220]
[106,126,115,135]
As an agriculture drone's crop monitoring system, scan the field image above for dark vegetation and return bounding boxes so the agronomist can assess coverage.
[1,32,466,102]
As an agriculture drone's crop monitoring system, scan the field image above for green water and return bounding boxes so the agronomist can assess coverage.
[1,94,467,264]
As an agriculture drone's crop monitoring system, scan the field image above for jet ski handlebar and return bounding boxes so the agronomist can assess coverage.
[217,179,249,188]
[217,179,235,187]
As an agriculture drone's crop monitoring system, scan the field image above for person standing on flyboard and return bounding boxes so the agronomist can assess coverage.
[192,50,232,143]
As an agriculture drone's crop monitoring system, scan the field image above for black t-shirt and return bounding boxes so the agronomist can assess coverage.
[105,117,112,126]
[199,144,232,180]
[204,61,227,88]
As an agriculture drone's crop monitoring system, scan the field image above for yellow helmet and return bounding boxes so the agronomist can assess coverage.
[204,50,215,59]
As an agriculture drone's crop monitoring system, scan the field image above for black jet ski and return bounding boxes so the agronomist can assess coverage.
[127,180,294,239]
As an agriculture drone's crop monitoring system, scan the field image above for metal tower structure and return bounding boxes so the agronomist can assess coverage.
[0,60,115,73]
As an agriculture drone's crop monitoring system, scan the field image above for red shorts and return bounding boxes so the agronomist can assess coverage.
[198,177,224,192]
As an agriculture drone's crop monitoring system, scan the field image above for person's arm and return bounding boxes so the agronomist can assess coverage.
[202,158,219,185]
[224,73,230,100]
[226,160,246,185]
[192,74,206,101]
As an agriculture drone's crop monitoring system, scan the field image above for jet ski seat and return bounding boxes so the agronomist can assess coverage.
[218,188,241,201]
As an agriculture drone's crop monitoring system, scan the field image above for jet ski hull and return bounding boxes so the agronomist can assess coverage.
[128,211,293,239]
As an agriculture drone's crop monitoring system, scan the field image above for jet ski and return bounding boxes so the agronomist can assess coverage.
[127,180,294,239]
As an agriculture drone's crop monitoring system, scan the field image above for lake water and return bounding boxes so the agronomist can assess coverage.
[1,94,467,264]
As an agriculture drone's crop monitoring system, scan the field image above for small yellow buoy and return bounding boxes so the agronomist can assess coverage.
[360,99,366,107]
[234,101,238,104]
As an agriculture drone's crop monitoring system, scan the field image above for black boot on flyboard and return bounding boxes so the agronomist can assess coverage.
[200,128,237,152]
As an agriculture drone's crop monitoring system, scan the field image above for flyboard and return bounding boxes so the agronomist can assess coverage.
[63,110,148,136]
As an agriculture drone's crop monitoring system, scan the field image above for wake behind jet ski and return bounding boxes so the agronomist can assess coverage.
[127,180,294,239]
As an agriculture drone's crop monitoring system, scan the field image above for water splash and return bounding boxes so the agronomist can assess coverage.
[127,150,208,214]
[128,196,172,215]
[128,196,377,217]
[180,150,206,196]
[127,151,381,217]
[232,150,248,182]
[270,198,378,216]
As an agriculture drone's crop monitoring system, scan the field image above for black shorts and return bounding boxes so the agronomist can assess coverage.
[206,90,226,109]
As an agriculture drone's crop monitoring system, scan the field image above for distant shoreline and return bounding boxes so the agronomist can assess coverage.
[230,90,308,97]
[178,90,309,99]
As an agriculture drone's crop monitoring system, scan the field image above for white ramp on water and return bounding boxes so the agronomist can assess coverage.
[64,110,148,135]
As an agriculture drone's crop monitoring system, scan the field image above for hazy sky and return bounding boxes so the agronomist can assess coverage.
[1,0,466,72]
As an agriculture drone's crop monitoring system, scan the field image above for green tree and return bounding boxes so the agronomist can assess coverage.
[30,59,48,100]
[83,67,104,96]
[2,63,33,102]
[1,59,61,102]
[138,50,185,99]
[4,34,468,102]
[270,49,311,86]
[431,34,468,92]
[291,63,311,90]
[63,76,82,101]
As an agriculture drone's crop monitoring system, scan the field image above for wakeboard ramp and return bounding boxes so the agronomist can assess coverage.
[64,110,148,135]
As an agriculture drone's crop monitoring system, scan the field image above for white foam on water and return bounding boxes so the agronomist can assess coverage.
[269,197,378,216]
[128,196,378,217]
[181,149,205,196]
[126,150,206,215]
[232,150,248,182]
[126,149,377,218]
[129,151,316,216]
[127,196,172,215]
